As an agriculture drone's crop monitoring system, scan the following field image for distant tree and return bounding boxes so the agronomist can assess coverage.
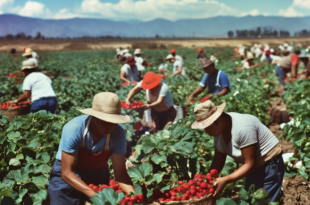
[5,34,14,40]
[155,34,161,38]
[227,31,234,37]
[34,32,41,39]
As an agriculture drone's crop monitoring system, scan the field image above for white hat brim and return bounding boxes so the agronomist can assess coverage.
[77,108,131,124]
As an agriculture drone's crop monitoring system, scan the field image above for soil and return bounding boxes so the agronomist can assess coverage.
[282,175,310,205]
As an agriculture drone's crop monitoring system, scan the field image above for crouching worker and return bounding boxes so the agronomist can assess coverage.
[48,92,136,204]
[191,100,284,202]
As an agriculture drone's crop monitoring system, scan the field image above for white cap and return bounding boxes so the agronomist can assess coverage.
[247,51,254,59]
[21,58,38,70]
[122,49,129,53]
[116,48,121,52]
[166,54,175,60]
[134,49,142,55]
[283,43,289,47]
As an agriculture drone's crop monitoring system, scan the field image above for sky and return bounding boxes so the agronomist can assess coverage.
[0,0,310,21]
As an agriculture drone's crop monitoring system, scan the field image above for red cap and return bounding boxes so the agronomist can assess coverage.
[126,57,136,65]
[170,48,176,53]
[23,47,27,52]
[265,50,271,55]
[199,48,204,52]
[141,72,162,90]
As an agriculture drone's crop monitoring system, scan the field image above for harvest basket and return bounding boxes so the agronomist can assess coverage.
[1,104,31,120]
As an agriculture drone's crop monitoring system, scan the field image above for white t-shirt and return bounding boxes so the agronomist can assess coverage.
[136,63,145,71]
[173,61,186,76]
[121,64,141,82]
[22,72,56,102]
[137,81,173,107]
[175,55,184,66]
[32,52,39,59]
[254,48,262,58]
[134,56,143,65]
[214,113,279,164]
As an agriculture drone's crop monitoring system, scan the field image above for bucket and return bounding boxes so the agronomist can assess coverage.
[173,106,184,123]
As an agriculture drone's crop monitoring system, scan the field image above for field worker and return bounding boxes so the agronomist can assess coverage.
[166,54,186,77]
[196,48,208,59]
[306,60,310,78]
[120,57,142,84]
[261,50,282,65]
[48,92,136,204]
[242,52,254,69]
[298,50,309,68]
[122,49,132,59]
[23,47,39,61]
[254,44,262,58]
[191,100,284,202]
[237,45,245,57]
[115,48,122,61]
[134,48,144,65]
[279,43,292,56]
[275,50,300,85]
[188,58,230,100]
[170,48,184,65]
[125,72,176,133]
[7,58,57,113]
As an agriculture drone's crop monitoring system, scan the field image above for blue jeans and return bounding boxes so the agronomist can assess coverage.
[48,160,109,205]
[275,65,287,86]
[245,154,284,202]
[30,97,57,114]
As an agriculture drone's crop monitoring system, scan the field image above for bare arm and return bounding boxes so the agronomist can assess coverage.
[120,71,130,83]
[112,154,136,194]
[61,151,97,198]
[213,144,257,197]
[210,148,227,174]
[216,87,229,97]
[188,87,205,100]
[147,97,164,108]
[139,71,143,80]
[171,66,182,77]
[125,86,143,105]
[291,65,297,78]
[7,90,31,104]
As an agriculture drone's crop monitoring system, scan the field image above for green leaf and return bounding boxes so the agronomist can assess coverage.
[91,188,117,205]
[140,162,152,177]
[151,153,167,165]
[133,183,142,195]
[127,166,143,182]
[34,164,51,174]
[141,142,156,154]
[252,188,268,200]
[0,159,7,166]
[32,176,49,189]
[7,131,21,139]
[239,199,249,205]
[6,170,29,182]
[239,187,250,200]
[9,158,21,166]
[299,167,309,180]
[31,189,48,205]
[15,188,28,204]
[216,197,238,205]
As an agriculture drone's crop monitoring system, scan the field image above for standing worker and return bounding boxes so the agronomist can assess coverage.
[48,92,136,204]
[7,58,57,113]
[191,100,284,202]
[120,57,143,84]
[188,58,230,100]
[166,54,186,77]
[23,47,40,61]
[275,50,300,85]
[196,48,208,59]
[134,49,144,65]
[125,72,176,133]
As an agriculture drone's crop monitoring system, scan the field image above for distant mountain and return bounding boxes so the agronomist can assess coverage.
[0,14,310,38]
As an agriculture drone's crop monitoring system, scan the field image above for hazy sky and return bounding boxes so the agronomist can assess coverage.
[0,0,310,21]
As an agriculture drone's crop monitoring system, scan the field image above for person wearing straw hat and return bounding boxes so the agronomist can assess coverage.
[191,100,284,202]
[166,54,186,77]
[120,57,143,84]
[134,48,144,65]
[121,49,132,59]
[241,52,254,69]
[188,58,230,100]
[170,48,184,65]
[299,50,310,68]
[23,47,40,61]
[6,58,57,113]
[125,72,176,133]
[48,92,136,205]
[275,50,301,85]
[196,48,208,59]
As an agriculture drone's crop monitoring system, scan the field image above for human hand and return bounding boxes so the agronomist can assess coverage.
[6,100,16,105]
[125,99,131,105]
[144,104,150,110]
[187,95,194,100]
[213,177,228,198]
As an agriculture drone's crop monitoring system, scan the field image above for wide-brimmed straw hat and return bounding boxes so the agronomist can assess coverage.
[246,51,254,60]
[22,48,33,57]
[77,92,130,124]
[166,54,175,60]
[141,72,162,90]
[134,49,142,55]
[21,58,38,70]
[126,57,136,65]
[199,57,214,69]
[191,100,226,129]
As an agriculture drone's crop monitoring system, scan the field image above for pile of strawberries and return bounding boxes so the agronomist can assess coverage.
[5,73,22,83]
[186,96,210,106]
[121,81,138,86]
[121,101,144,109]
[88,180,144,205]
[151,169,218,202]
[159,70,168,73]
[1,101,31,109]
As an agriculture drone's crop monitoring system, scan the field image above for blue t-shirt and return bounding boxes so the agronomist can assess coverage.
[199,70,230,94]
[56,115,127,161]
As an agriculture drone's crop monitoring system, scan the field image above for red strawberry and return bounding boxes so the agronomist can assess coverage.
[190,185,196,190]
[200,182,208,189]
[176,196,181,201]
[206,173,212,181]
[110,184,119,191]
[209,180,215,185]
[210,169,219,178]
[138,194,144,202]
[179,181,184,185]
[93,186,98,191]
[88,184,94,188]
[209,188,215,193]
[171,196,176,201]
[158,198,165,201]
[190,190,196,196]
[188,180,196,186]
[202,189,208,196]
[165,199,171,202]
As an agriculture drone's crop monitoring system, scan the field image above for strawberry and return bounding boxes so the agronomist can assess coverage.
[128,202,133,205]
[164,192,171,198]
[209,188,215,193]
[171,196,176,201]
[88,184,94,188]
[210,169,219,178]
[202,189,208,196]
[206,173,212,181]
[110,184,119,191]
[175,186,182,193]
[188,180,196,186]
[170,191,176,197]
[176,196,181,201]
[200,182,208,189]
[197,182,201,186]
[209,180,215,185]
[165,199,171,202]
[179,181,184,185]
[190,190,196,196]
[138,194,144,202]
[190,185,196,190]
[181,196,187,201]
[158,198,165,201]
[93,186,98,191]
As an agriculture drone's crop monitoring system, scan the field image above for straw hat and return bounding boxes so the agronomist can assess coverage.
[23,48,33,57]
[134,49,142,55]
[141,72,162,90]
[122,49,129,54]
[78,92,130,124]
[246,51,254,60]
[126,57,136,66]
[166,54,175,60]
[191,100,226,129]
[199,57,214,69]
[21,58,38,70]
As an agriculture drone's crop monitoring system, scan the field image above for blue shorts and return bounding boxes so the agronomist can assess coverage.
[31,97,57,114]
[274,65,287,86]
[245,154,284,202]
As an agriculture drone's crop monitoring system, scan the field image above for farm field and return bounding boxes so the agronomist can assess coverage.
[0,47,310,204]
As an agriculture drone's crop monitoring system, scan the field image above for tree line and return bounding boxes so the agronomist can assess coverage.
[294,29,310,37]
[227,27,291,38]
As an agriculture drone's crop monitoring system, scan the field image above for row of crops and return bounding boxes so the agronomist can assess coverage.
[0,48,306,204]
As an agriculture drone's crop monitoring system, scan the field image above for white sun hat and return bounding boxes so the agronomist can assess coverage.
[22,47,33,57]
[134,49,142,55]
[116,48,121,52]
[122,49,129,54]
[21,58,38,70]
[166,54,175,60]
